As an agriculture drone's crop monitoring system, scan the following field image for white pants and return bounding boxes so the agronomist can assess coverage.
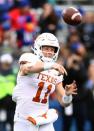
[14,121,55,131]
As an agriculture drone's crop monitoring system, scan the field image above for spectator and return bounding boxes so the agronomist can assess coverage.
[16,15,36,51]
[0,12,17,55]
[0,53,16,131]
[77,11,94,54]
[62,48,87,131]
[84,59,94,131]
[38,3,59,35]
[9,0,38,48]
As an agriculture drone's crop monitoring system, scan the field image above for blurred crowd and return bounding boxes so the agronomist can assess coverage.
[0,0,94,131]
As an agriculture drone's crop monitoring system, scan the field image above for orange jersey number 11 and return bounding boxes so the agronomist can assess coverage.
[32,82,52,104]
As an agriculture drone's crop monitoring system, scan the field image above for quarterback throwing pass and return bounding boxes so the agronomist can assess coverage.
[12,33,77,131]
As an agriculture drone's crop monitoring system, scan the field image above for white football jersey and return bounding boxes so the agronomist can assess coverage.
[12,53,63,122]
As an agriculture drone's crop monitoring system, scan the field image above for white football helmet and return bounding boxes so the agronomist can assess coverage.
[33,33,60,62]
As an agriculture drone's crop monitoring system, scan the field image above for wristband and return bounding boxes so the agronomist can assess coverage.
[44,62,54,70]
[62,94,72,104]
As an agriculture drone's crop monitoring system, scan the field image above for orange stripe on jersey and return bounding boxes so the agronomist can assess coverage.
[27,116,36,125]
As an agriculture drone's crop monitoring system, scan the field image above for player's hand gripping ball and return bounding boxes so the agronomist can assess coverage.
[62,7,82,26]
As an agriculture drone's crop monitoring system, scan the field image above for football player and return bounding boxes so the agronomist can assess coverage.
[12,33,77,131]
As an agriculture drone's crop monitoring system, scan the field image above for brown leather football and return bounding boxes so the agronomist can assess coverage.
[62,7,82,25]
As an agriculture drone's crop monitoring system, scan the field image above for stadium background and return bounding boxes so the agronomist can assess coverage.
[0,0,94,131]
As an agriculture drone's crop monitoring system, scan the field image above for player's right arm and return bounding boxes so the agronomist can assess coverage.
[18,53,67,75]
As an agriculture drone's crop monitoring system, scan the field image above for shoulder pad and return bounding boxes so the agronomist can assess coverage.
[19,53,38,63]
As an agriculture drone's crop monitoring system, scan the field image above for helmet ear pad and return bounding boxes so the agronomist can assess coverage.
[33,33,60,62]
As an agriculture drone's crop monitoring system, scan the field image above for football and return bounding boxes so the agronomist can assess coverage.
[62,7,82,25]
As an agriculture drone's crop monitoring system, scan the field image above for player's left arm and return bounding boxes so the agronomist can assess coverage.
[55,81,77,107]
